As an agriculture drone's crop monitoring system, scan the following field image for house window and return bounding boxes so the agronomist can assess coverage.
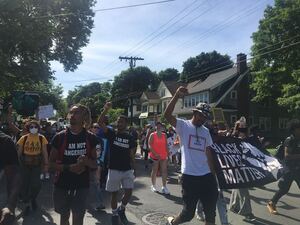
[184,98,188,108]
[191,97,196,107]
[231,90,237,99]
[203,92,209,103]
[149,105,154,112]
[160,88,166,97]
[142,105,148,112]
[231,115,237,125]
[163,101,167,112]
[259,117,271,131]
[279,118,289,129]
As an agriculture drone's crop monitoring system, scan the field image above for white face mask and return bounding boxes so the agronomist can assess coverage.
[29,128,38,134]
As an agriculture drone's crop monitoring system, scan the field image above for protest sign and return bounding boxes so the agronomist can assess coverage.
[37,105,54,119]
[211,136,283,189]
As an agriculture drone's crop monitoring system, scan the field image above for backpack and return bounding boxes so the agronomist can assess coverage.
[21,134,44,166]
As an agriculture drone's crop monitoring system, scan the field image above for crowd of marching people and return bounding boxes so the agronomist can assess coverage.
[1,86,299,225]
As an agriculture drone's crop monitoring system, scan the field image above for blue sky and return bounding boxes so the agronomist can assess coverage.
[52,0,274,97]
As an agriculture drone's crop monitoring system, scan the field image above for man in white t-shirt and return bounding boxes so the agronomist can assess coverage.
[164,86,218,225]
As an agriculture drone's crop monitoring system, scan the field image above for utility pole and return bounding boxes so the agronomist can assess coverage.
[119,56,144,125]
[119,56,144,69]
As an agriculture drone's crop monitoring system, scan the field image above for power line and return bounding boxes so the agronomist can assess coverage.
[97,0,203,75]
[33,0,177,19]
[158,0,267,58]
[61,40,300,84]
[185,40,300,82]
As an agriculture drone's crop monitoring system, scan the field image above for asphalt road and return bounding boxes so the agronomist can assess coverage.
[1,154,299,225]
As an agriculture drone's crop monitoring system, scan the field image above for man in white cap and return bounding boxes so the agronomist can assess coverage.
[164,86,218,225]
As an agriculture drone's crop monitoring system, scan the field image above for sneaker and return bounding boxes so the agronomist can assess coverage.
[161,186,170,195]
[118,208,129,225]
[166,216,174,225]
[267,201,278,214]
[40,174,44,180]
[111,215,119,225]
[151,185,158,193]
[243,214,256,222]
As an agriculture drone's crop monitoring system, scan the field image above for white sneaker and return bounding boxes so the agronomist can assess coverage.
[166,216,174,225]
[151,185,158,192]
[40,174,44,180]
[196,212,205,221]
[161,186,170,195]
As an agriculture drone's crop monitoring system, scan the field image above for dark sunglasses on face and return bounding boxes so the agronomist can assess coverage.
[30,126,38,129]
[93,126,100,129]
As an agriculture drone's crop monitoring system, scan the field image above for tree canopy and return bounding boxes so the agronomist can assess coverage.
[0,0,95,95]
[67,82,112,120]
[158,68,180,81]
[181,51,233,82]
[111,66,159,104]
[251,0,300,114]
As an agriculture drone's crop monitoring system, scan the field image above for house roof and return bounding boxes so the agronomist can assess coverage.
[163,81,185,95]
[187,67,238,94]
[144,91,160,100]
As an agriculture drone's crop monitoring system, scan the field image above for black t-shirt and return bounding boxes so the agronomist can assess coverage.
[105,129,135,171]
[0,131,19,172]
[51,128,98,189]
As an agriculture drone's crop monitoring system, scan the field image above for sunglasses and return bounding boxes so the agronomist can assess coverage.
[93,126,100,129]
[30,126,38,129]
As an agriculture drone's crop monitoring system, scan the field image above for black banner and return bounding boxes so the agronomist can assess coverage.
[211,136,283,189]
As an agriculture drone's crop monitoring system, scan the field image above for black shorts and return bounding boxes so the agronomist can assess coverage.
[53,187,89,215]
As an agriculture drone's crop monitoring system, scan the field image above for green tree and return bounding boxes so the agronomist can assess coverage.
[111,66,159,105]
[0,0,96,94]
[158,68,180,81]
[66,82,112,120]
[251,0,300,114]
[181,51,233,82]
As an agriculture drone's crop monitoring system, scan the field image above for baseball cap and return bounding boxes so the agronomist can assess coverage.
[192,102,211,118]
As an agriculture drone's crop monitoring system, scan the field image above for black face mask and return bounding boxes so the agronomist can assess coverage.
[238,128,247,133]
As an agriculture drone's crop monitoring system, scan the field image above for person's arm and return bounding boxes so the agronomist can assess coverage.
[206,146,216,175]
[49,147,86,175]
[164,86,188,128]
[285,146,300,160]
[41,143,49,172]
[77,147,97,169]
[130,147,136,176]
[6,104,21,136]
[97,102,112,133]
[148,133,160,159]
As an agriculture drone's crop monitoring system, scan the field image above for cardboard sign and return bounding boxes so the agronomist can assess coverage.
[37,105,54,119]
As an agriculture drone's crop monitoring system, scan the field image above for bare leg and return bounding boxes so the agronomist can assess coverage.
[160,160,168,187]
[151,161,159,186]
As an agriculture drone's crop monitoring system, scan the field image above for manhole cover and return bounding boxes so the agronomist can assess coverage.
[142,212,170,225]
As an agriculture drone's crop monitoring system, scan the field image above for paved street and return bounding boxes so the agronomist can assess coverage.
[1,153,299,225]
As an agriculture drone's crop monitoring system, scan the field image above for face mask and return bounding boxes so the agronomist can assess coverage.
[29,128,38,134]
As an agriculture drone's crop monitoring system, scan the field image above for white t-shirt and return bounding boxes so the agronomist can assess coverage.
[176,118,213,176]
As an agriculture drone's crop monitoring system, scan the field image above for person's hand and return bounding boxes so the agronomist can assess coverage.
[0,207,15,225]
[175,86,188,98]
[104,102,112,110]
[77,155,89,166]
[69,163,86,175]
